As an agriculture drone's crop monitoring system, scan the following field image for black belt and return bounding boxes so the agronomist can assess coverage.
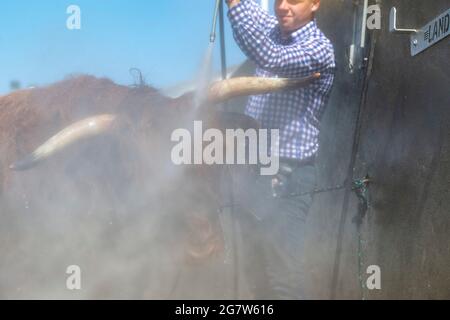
[279,156,316,169]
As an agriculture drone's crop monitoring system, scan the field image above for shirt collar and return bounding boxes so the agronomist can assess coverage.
[276,19,317,44]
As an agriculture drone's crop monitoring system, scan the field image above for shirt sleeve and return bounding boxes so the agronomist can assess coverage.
[246,0,278,30]
[228,1,329,78]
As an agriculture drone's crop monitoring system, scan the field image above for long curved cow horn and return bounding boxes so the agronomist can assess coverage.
[207,72,320,104]
[10,114,118,171]
[10,74,320,171]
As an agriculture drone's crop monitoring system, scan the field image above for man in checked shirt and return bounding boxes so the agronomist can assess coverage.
[225,0,335,299]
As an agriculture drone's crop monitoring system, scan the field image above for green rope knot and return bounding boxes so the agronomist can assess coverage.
[352,174,371,226]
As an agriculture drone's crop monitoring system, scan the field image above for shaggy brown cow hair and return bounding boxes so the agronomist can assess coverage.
[0,75,224,263]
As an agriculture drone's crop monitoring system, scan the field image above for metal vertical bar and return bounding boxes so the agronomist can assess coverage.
[360,0,368,48]
[219,0,227,80]
[218,0,237,299]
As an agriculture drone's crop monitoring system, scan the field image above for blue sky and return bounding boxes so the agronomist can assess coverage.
[0,0,274,95]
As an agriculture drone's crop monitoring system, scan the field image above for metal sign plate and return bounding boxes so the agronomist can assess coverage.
[411,8,450,56]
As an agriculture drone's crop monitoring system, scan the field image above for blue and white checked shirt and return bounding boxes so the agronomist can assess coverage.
[228,0,335,161]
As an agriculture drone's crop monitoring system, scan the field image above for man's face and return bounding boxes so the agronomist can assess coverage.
[275,0,320,34]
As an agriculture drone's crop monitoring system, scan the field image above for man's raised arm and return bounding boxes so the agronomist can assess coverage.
[226,0,277,31]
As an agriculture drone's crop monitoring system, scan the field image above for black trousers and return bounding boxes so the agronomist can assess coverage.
[235,160,317,299]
